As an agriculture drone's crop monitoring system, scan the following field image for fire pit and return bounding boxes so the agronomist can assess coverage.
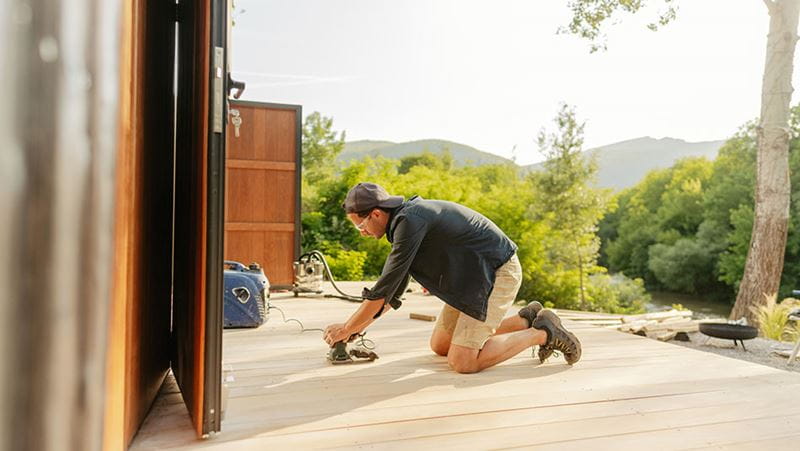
[699,323,758,351]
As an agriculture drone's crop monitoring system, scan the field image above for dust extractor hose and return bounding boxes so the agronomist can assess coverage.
[297,250,363,302]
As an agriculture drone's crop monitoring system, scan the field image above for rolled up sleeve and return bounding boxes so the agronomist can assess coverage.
[362,214,427,313]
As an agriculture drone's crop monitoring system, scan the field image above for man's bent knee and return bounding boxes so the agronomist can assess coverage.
[430,330,451,356]
[447,358,479,374]
[447,344,480,374]
[431,342,449,356]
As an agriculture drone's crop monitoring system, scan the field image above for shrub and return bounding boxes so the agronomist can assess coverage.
[751,293,798,341]
[316,242,367,281]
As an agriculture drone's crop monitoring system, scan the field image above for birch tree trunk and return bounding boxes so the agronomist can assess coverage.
[730,0,800,325]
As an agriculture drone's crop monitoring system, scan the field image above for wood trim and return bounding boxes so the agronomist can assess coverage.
[226,222,295,232]
[105,0,175,446]
[193,0,211,434]
[104,0,139,448]
[293,106,302,259]
[226,159,295,171]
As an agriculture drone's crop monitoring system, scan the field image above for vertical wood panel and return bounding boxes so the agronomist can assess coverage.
[224,231,296,284]
[105,0,174,447]
[226,168,295,223]
[103,0,138,447]
[172,0,212,437]
[263,109,297,163]
[225,102,301,287]
[228,106,296,162]
[128,0,175,442]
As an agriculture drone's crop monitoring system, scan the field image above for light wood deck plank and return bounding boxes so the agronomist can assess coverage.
[131,282,800,450]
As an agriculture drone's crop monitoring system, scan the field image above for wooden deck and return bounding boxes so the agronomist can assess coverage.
[132,282,800,450]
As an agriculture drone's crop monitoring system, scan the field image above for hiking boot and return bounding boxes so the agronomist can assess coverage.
[517,300,543,327]
[537,344,555,364]
[532,310,581,365]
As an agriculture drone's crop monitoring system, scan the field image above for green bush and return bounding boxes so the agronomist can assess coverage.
[314,241,367,281]
[584,273,649,314]
[751,294,799,342]
[324,248,367,281]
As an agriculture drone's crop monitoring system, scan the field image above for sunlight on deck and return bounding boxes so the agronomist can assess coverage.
[132,282,800,450]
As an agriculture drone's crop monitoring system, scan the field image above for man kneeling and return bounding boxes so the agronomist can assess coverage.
[323,182,581,373]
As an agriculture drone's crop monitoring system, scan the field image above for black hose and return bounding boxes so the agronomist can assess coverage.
[297,250,363,302]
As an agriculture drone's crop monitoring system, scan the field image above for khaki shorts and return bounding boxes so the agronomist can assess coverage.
[433,253,523,350]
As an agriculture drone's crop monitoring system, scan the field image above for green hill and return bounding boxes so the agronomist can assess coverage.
[340,140,396,155]
[340,139,513,167]
[524,137,725,190]
[340,136,725,191]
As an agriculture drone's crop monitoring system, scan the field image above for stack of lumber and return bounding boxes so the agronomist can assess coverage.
[551,307,702,342]
[617,309,699,341]
[552,309,624,327]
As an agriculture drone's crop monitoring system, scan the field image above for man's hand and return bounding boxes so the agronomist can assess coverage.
[323,323,352,346]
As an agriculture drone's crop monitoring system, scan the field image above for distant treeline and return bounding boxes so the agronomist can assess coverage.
[599,106,800,303]
[301,106,800,312]
[301,107,649,314]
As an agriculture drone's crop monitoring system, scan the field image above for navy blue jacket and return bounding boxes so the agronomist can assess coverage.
[363,196,517,321]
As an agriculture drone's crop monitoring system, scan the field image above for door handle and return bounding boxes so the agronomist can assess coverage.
[227,74,245,99]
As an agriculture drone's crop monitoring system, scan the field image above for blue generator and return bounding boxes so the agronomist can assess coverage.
[223,261,270,328]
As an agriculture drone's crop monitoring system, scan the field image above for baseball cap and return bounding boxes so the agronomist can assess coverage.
[342,182,404,214]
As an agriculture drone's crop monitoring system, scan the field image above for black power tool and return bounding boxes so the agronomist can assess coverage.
[327,333,379,364]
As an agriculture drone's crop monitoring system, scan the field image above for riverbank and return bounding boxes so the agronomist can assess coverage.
[647,291,730,319]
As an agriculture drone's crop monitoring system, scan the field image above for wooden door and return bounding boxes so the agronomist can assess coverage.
[172,0,225,437]
[225,101,302,288]
[105,0,176,447]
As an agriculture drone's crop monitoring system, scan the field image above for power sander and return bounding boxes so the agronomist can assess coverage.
[327,333,379,364]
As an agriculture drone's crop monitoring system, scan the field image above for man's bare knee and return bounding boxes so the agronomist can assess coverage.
[447,356,479,374]
[447,345,481,373]
[430,338,449,356]
[430,330,451,356]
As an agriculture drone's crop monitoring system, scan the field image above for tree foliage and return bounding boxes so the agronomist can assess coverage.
[530,104,612,308]
[561,0,678,52]
[301,112,346,212]
[601,106,800,304]
[300,109,649,313]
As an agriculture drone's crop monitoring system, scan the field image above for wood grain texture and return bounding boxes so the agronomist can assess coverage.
[103,0,137,448]
[226,223,295,232]
[226,168,295,223]
[172,0,211,438]
[224,102,300,287]
[131,283,800,450]
[105,0,173,448]
[224,231,296,286]
[227,106,297,162]
[226,159,295,172]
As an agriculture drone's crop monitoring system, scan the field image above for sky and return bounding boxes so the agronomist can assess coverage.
[231,0,789,165]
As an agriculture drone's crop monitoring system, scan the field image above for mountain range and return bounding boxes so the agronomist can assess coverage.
[340,137,726,190]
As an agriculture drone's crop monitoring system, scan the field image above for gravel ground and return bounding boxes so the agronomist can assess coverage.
[668,332,800,374]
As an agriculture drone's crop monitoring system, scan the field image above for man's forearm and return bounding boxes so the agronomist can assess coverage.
[345,299,389,334]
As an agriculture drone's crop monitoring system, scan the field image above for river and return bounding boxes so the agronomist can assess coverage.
[646,291,730,319]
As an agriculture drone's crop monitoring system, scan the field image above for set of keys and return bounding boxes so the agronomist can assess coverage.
[230,108,242,137]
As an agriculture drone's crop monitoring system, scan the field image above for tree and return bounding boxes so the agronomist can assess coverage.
[301,112,346,213]
[533,104,610,308]
[563,0,800,326]
[301,112,346,186]
[398,149,453,174]
[730,0,799,324]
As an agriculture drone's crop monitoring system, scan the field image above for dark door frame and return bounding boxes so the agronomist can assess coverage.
[202,0,227,435]
[172,0,226,437]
